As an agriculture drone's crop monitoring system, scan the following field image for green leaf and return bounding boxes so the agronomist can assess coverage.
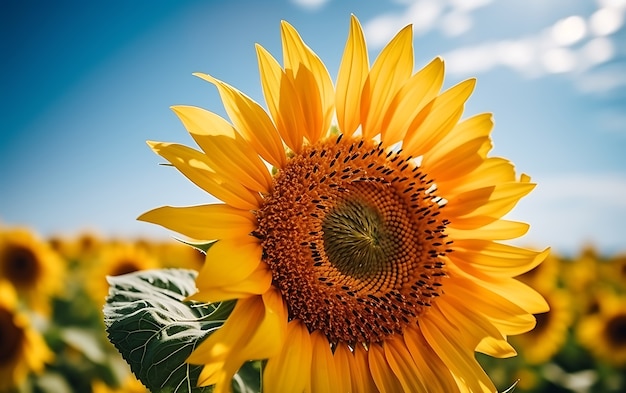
[104,268,237,393]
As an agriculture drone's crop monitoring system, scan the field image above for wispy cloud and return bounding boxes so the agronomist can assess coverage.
[363,0,626,94]
[364,0,494,47]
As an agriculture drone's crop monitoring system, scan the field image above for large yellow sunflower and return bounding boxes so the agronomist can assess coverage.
[0,227,64,315]
[0,281,53,391]
[139,15,549,392]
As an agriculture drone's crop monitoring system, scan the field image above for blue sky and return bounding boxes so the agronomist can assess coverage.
[1,0,625,255]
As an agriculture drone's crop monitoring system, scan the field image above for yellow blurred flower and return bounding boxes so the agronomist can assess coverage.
[152,240,205,271]
[0,281,53,391]
[139,15,548,392]
[0,227,64,315]
[88,242,159,305]
[577,292,626,367]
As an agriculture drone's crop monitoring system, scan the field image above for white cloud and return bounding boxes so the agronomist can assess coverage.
[290,0,331,11]
[439,3,625,93]
[551,15,587,46]
[364,0,443,46]
[589,6,625,35]
[363,0,493,46]
[449,0,493,12]
[362,0,625,94]
[541,47,577,74]
[440,11,473,37]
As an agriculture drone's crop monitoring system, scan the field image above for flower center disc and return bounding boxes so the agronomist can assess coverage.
[2,245,41,288]
[0,308,24,366]
[257,137,450,345]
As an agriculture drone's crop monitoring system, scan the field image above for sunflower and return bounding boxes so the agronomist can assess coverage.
[88,242,159,305]
[152,240,206,271]
[0,227,64,315]
[139,15,548,392]
[577,292,626,367]
[0,281,53,391]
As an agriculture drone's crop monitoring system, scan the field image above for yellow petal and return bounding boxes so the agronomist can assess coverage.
[189,289,285,390]
[473,275,550,314]
[383,336,428,393]
[264,319,312,393]
[336,14,369,137]
[196,237,261,288]
[420,308,496,393]
[281,20,334,143]
[426,136,489,184]
[171,105,272,192]
[477,336,517,359]
[437,296,517,358]
[331,344,353,393]
[147,141,260,210]
[188,295,265,368]
[256,44,305,152]
[350,345,378,393]
[404,327,461,393]
[361,24,414,139]
[447,183,536,228]
[444,274,537,335]
[137,204,256,242]
[471,182,536,218]
[381,57,445,146]
[403,78,476,158]
[368,343,404,393]
[194,72,287,169]
[438,157,515,197]
[449,240,549,278]
[309,330,338,393]
[188,263,272,303]
[445,219,529,241]
[422,112,493,172]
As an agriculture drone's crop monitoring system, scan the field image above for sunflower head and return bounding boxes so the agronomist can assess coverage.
[140,15,548,393]
[0,281,54,391]
[0,228,65,315]
[577,292,626,367]
[88,242,160,305]
[153,240,206,271]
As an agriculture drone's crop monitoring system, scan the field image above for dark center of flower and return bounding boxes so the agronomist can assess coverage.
[531,311,551,335]
[0,307,24,366]
[1,245,41,288]
[605,313,626,347]
[110,260,141,276]
[256,136,450,345]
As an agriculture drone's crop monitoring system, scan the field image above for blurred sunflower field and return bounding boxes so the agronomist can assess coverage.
[1,224,624,393]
